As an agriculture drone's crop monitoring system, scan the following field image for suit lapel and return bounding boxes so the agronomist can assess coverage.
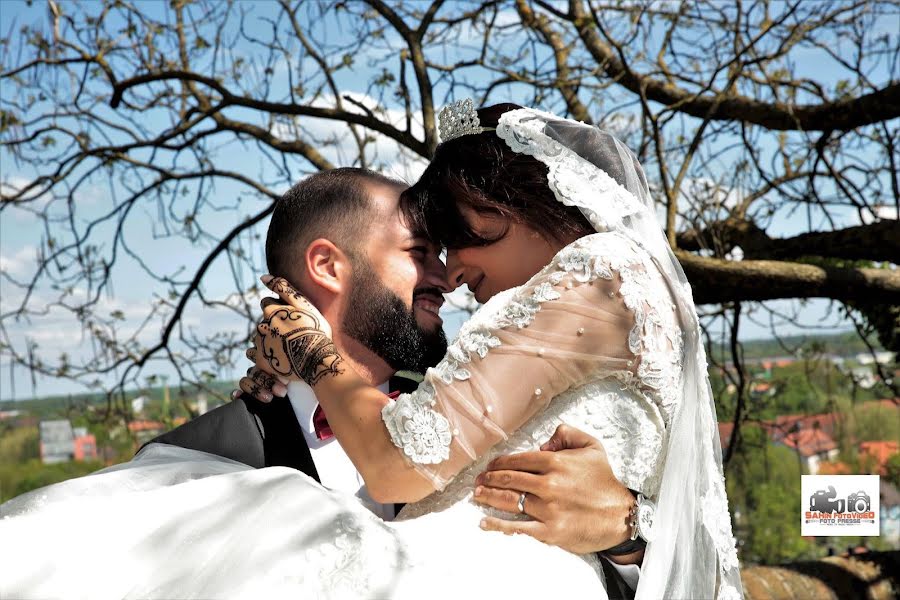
[243,394,320,483]
[248,375,421,506]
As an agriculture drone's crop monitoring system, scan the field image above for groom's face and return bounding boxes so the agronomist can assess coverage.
[340,181,450,371]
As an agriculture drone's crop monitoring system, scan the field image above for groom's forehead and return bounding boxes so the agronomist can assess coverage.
[362,181,421,239]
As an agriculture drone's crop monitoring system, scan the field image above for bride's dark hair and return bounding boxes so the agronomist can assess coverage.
[401,103,594,249]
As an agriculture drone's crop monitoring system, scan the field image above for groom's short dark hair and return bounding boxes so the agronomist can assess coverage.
[266,168,405,284]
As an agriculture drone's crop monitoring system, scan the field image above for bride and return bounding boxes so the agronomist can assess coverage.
[0,103,742,600]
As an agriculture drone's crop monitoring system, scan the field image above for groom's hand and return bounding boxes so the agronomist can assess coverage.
[473,424,640,561]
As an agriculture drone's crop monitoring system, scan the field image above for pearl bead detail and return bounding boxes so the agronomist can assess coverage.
[453,428,460,436]
[485,405,493,414]
[534,388,543,397]
[538,348,546,357]
[577,327,585,336]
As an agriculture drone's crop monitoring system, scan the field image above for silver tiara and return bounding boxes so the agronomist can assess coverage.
[438,98,494,143]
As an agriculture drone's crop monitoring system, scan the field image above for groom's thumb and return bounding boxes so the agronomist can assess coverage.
[540,424,602,452]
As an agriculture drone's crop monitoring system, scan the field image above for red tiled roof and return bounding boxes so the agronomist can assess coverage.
[127,420,165,432]
[762,412,841,441]
[858,441,899,473]
[780,428,837,457]
[817,461,852,475]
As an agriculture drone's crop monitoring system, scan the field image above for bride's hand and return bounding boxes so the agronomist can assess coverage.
[234,364,289,403]
[250,275,342,387]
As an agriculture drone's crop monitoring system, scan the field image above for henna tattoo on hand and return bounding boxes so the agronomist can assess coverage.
[256,305,344,386]
[251,368,278,392]
[285,332,344,385]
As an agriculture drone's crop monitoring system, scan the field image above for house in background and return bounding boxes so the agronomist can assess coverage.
[777,427,840,475]
[39,420,75,464]
[39,420,100,463]
[858,440,899,475]
[72,426,98,461]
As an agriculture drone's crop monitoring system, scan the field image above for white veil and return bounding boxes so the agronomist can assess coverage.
[494,108,743,600]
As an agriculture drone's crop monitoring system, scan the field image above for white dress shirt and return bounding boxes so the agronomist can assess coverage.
[285,380,640,590]
[287,380,396,520]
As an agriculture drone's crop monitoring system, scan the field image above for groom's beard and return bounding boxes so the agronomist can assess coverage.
[343,259,448,374]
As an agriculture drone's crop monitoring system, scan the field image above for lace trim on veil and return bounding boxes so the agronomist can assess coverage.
[496,108,645,233]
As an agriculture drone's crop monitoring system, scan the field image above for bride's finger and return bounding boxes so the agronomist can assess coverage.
[261,275,309,310]
[259,296,283,311]
[238,374,272,402]
[473,470,543,495]
[479,517,549,542]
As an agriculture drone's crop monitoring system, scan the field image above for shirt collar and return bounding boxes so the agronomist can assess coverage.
[287,379,391,435]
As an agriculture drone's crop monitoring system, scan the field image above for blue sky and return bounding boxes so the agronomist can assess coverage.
[1,1,896,401]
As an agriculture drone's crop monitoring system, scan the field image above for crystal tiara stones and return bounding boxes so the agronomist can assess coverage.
[437,98,494,143]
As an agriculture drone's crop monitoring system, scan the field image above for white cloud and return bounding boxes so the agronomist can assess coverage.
[1,176,53,221]
[0,244,37,278]
[269,90,430,181]
[861,204,899,224]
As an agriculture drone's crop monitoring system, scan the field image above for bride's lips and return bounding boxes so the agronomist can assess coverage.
[414,293,444,323]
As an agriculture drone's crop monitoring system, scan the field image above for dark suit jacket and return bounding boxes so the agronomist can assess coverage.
[145,376,420,482]
[144,375,633,598]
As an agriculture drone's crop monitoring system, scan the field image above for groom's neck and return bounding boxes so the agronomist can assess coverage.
[332,331,395,387]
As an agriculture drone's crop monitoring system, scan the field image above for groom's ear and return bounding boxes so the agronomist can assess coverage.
[305,238,351,295]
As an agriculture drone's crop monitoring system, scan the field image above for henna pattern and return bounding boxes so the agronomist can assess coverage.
[285,332,345,385]
[251,368,278,392]
[256,303,344,386]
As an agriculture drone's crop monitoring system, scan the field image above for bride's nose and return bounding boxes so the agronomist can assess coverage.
[445,250,466,290]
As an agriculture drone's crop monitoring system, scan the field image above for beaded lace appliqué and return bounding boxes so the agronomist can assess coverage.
[381,234,682,466]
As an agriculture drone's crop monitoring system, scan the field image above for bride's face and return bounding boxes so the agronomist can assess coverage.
[445,207,563,303]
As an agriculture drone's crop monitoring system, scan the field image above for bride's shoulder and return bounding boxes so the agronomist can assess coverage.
[560,231,641,257]
[544,231,648,278]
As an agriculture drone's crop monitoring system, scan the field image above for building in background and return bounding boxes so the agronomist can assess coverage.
[72,426,98,462]
[777,428,839,475]
[39,420,99,463]
[131,395,148,414]
[39,420,75,464]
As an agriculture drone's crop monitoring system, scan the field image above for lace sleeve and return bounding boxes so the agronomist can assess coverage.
[381,233,682,490]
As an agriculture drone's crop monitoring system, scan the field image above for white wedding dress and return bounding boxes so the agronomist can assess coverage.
[0,108,743,600]
[3,233,673,599]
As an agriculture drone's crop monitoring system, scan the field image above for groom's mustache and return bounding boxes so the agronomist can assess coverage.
[413,286,445,307]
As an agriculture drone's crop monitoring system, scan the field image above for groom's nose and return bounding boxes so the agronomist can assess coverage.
[423,251,451,294]
[445,252,466,290]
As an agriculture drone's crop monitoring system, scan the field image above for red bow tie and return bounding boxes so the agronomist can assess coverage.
[313,390,401,441]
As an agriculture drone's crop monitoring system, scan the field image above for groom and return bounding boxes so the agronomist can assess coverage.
[148,168,641,597]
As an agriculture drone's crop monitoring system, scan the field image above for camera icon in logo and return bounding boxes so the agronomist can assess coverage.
[848,490,871,513]
[809,486,845,513]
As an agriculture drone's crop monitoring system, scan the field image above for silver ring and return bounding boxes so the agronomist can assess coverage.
[517,492,527,514]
